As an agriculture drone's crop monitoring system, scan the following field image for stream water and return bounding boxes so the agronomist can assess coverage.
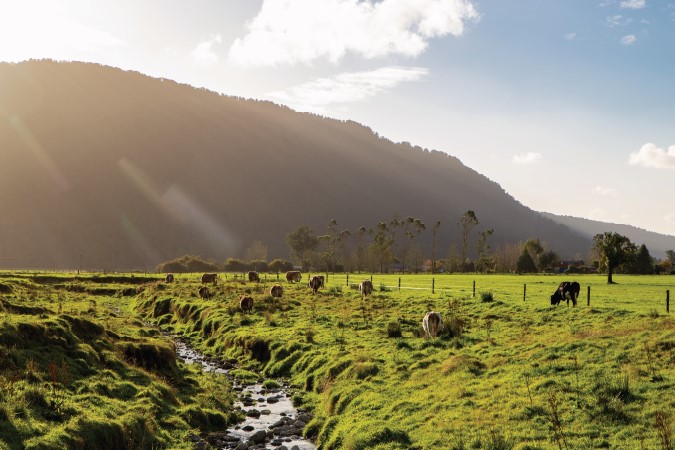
[174,339,317,450]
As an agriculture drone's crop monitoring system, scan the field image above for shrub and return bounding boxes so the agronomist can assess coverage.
[480,291,494,302]
[387,321,402,338]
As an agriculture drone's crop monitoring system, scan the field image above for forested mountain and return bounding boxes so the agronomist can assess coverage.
[0,60,597,270]
[540,212,675,260]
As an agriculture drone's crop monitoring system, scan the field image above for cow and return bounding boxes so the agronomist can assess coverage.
[248,271,260,282]
[308,275,323,294]
[165,273,174,283]
[422,311,443,338]
[359,279,374,297]
[550,281,580,307]
[198,286,210,299]
[286,271,302,283]
[201,273,218,285]
[270,284,283,298]
[240,296,254,312]
[317,275,325,288]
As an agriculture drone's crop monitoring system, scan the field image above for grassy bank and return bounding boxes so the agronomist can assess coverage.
[136,273,674,449]
[0,273,240,450]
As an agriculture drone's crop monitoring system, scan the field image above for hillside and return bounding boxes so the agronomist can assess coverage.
[0,60,593,270]
[541,212,675,260]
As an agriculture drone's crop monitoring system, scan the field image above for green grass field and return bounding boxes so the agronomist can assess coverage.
[1,271,673,449]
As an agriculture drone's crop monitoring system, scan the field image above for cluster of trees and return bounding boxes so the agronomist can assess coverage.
[156,254,294,274]
[284,212,517,274]
[155,222,675,283]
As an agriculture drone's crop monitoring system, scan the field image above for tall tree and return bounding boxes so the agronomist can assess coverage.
[431,220,441,274]
[402,216,425,272]
[355,226,368,272]
[475,228,494,273]
[457,210,479,272]
[516,248,537,273]
[537,249,560,272]
[666,250,675,265]
[369,222,393,273]
[318,219,339,271]
[634,244,653,274]
[389,217,403,269]
[285,225,319,272]
[593,232,637,284]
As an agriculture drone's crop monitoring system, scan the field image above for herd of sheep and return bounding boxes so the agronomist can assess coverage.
[163,270,444,338]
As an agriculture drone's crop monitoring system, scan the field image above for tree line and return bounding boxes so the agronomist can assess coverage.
[157,213,675,284]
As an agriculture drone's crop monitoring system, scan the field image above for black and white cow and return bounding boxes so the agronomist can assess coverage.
[550,281,580,307]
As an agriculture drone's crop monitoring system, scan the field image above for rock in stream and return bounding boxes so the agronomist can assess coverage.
[174,339,316,450]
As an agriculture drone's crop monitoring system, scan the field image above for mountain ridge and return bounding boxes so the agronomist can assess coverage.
[1,60,663,270]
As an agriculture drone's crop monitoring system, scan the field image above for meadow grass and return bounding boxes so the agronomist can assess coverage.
[1,271,673,449]
[135,272,674,449]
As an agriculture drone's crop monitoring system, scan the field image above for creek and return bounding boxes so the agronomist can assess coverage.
[174,339,316,450]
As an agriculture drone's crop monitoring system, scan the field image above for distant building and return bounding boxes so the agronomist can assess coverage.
[557,260,585,274]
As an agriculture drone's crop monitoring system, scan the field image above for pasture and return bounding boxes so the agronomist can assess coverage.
[136,272,674,449]
[0,271,672,449]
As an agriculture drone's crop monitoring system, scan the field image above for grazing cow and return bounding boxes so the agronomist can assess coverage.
[198,286,210,299]
[270,284,283,298]
[359,279,374,297]
[422,311,443,338]
[550,281,581,307]
[317,275,325,288]
[240,296,254,312]
[201,273,218,285]
[286,271,302,283]
[248,271,260,282]
[165,273,174,283]
[308,275,323,294]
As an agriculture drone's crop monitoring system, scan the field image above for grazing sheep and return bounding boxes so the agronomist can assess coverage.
[422,311,443,338]
[201,273,217,284]
[270,284,283,298]
[248,271,260,282]
[359,279,373,297]
[240,296,254,312]
[308,276,323,294]
[285,270,302,283]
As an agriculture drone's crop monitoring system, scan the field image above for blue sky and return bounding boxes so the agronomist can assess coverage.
[2,0,675,236]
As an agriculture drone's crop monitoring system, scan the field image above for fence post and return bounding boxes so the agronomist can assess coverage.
[587,286,591,307]
[276,272,279,281]
[432,278,435,294]
[473,280,476,298]
[523,283,526,302]
[346,274,349,286]
[370,274,373,283]
[667,290,670,313]
[398,277,401,291]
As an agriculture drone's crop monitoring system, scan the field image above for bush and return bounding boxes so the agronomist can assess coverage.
[480,291,494,302]
[269,259,294,273]
[387,321,402,338]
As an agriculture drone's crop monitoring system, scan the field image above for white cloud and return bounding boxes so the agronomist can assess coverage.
[512,152,543,165]
[228,0,479,66]
[267,66,428,114]
[620,34,637,45]
[192,34,222,65]
[665,213,675,225]
[593,185,616,196]
[620,0,646,9]
[564,32,577,40]
[628,143,675,168]
[606,14,632,27]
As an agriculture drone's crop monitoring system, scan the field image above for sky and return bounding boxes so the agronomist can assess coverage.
[2,0,675,236]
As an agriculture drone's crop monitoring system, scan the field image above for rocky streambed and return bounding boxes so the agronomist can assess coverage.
[174,340,316,450]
